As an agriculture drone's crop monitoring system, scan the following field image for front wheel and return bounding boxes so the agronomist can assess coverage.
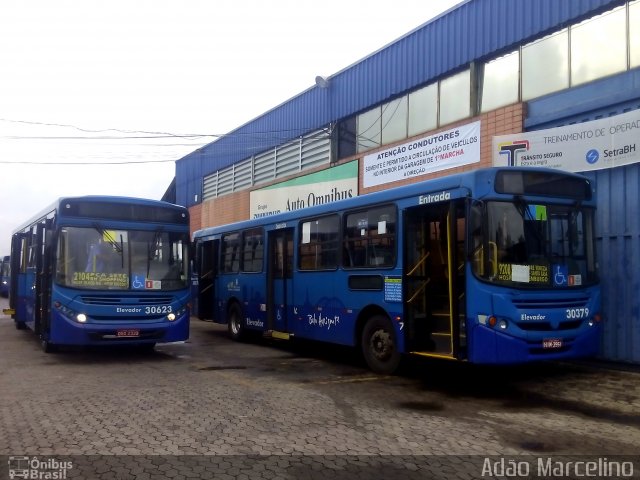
[40,335,57,353]
[361,315,401,374]
[227,303,245,341]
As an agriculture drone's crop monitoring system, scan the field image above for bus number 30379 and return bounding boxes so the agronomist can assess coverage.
[145,306,173,314]
[566,308,589,319]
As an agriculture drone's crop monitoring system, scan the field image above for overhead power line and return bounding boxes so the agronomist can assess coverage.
[0,158,178,165]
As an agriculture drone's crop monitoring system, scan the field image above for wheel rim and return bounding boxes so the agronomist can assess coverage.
[370,328,392,361]
[230,312,241,335]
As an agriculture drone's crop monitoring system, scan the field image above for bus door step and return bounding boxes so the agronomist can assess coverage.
[410,351,457,361]
[265,330,292,341]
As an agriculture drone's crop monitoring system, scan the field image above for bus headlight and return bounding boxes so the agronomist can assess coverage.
[588,313,602,327]
[55,302,87,323]
[167,305,188,322]
[498,320,508,330]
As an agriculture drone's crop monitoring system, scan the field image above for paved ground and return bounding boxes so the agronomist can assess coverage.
[1,296,639,479]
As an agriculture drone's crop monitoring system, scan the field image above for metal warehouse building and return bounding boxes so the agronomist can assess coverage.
[171,0,640,364]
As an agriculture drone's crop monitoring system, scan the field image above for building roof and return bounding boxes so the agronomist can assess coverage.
[175,0,624,207]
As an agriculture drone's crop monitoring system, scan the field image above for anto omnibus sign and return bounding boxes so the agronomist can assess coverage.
[250,161,358,219]
[493,109,640,172]
[363,120,481,188]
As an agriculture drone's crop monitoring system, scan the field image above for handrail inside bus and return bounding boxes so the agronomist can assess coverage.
[406,252,430,277]
[407,278,431,304]
[472,241,498,277]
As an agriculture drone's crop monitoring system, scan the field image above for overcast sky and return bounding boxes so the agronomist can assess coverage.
[0,0,461,253]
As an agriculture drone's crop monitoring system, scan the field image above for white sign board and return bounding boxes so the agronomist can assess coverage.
[250,161,358,219]
[363,120,481,188]
[493,109,640,172]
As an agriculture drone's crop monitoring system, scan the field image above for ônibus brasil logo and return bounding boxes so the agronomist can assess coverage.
[8,456,73,479]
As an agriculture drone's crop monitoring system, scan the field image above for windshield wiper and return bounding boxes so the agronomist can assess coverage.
[93,224,124,268]
[147,229,164,277]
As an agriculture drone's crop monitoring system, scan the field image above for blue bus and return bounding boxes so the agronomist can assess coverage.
[4,196,190,352]
[0,255,9,297]
[192,167,601,373]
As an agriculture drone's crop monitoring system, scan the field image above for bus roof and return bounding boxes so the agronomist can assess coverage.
[12,195,188,235]
[193,166,593,240]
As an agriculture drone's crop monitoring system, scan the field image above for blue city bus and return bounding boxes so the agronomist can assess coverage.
[0,255,9,297]
[4,196,190,352]
[192,167,601,373]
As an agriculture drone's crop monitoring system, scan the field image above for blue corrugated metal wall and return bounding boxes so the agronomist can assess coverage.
[527,85,640,364]
[176,0,624,207]
[584,166,640,363]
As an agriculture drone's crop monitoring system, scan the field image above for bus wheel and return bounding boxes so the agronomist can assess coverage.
[361,315,400,374]
[15,320,26,330]
[40,335,57,353]
[138,343,156,353]
[227,303,245,341]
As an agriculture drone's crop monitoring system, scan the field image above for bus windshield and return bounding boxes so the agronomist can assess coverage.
[472,201,597,288]
[56,227,189,291]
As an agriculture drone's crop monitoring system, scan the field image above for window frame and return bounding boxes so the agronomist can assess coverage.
[343,204,398,270]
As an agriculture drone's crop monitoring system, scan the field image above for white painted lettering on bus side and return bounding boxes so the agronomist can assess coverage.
[246,318,264,328]
[307,313,340,330]
[418,191,451,205]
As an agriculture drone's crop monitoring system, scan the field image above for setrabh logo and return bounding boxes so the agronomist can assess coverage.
[8,456,73,479]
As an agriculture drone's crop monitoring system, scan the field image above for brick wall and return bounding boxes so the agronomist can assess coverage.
[199,189,250,229]
[189,203,202,234]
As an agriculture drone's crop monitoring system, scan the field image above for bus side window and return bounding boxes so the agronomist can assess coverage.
[298,216,339,271]
[242,228,263,272]
[344,205,396,269]
[221,232,241,273]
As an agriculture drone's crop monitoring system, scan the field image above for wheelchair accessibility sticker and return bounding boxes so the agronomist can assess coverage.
[132,274,161,290]
[553,265,568,286]
[132,274,146,289]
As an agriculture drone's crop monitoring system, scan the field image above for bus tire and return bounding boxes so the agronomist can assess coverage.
[40,335,57,353]
[227,303,245,341]
[361,314,401,375]
[138,342,156,353]
[15,320,26,330]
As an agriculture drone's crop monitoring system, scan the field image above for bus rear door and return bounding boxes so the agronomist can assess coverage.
[404,199,467,360]
[267,227,294,338]
[196,239,218,321]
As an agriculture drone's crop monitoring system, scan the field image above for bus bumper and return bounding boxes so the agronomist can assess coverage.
[468,323,601,364]
[48,311,190,346]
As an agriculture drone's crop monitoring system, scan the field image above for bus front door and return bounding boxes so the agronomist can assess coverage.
[404,200,467,360]
[35,219,54,337]
[196,239,218,321]
[267,228,293,337]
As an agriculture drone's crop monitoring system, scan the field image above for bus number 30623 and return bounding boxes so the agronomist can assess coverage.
[145,306,173,315]
[566,308,589,319]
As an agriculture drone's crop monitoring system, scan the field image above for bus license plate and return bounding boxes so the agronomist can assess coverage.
[117,329,140,338]
[543,338,562,349]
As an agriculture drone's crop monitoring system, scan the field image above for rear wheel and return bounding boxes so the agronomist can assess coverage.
[227,303,245,341]
[15,320,26,330]
[361,315,401,374]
